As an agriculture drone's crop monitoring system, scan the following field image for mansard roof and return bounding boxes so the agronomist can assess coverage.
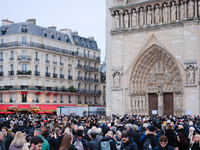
[0,22,99,50]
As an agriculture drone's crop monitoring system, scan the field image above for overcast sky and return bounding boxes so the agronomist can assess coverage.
[0,0,106,63]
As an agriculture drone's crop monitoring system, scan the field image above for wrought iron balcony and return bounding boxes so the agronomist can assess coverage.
[84,77,93,82]
[8,71,14,75]
[17,55,31,61]
[46,60,50,63]
[17,70,31,75]
[77,76,83,80]
[53,61,57,65]
[77,64,82,68]
[53,73,58,78]
[45,72,51,77]
[60,74,64,78]
[35,58,39,61]
[83,65,99,71]
[68,75,72,79]
[9,57,14,61]
[74,51,100,61]
[0,72,3,76]
[60,62,63,65]
[94,79,99,82]
[34,71,40,76]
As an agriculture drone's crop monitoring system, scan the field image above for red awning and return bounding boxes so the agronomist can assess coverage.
[37,105,57,112]
[36,111,53,114]
[35,92,41,95]
[0,105,12,112]
[17,105,30,111]
[0,111,14,114]
[46,93,51,95]
[53,93,59,95]
[21,92,28,94]
[8,105,18,110]
[30,104,40,109]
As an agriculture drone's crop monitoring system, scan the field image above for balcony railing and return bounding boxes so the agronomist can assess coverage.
[53,61,57,65]
[46,60,50,63]
[83,65,99,71]
[17,55,31,61]
[94,79,99,82]
[84,77,93,82]
[77,89,101,94]
[35,71,40,76]
[0,72,3,76]
[60,62,63,65]
[77,76,83,80]
[8,71,14,75]
[60,74,64,78]
[35,58,39,61]
[53,73,58,78]
[45,72,51,77]
[77,64,82,68]
[68,75,72,80]
[9,57,14,61]
[17,70,31,75]
[0,42,100,61]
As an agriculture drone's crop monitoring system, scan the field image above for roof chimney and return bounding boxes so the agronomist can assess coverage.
[48,26,57,31]
[60,28,71,34]
[88,36,94,40]
[72,31,78,35]
[26,18,36,25]
[2,19,14,26]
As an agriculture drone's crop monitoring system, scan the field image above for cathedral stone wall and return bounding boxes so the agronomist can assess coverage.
[106,0,200,115]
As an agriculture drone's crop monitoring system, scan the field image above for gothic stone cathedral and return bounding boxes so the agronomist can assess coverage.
[106,0,200,116]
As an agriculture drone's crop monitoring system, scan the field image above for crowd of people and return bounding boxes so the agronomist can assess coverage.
[0,114,200,150]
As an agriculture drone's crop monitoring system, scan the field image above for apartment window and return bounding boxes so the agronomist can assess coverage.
[35,52,38,59]
[68,58,70,64]
[84,61,87,66]
[78,60,80,65]
[11,51,14,58]
[68,70,71,75]
[78,71,81,77]
[60,95,63,102]
[53,55,55,61]
[68,95,71,103]
[22,64,27,71]
[85,72,87,78]
[78,83,81,90]
[0,66,3,72]
[45,41,48,49]
[77,48,79,52]
[78,96,81,104]
[89,84,91,91]
[94,63,97,68]
[85,84,87,90]
[21,25,27,33]
[94,52,96,57]
[89,62,91,67]
[22,50,27,56]
[53,95,56,102]
[46,67,49,73]
[60,69,63,74]
[51,35,54,39]
[46,95,50,103]
[85,96,87,104]
[46,54,49,61]
[58,37,61,41]
[54,68,56,73]
[35,65,38,71]
[88,51,90,57]
[1,39,4,46]
[103,86,106,93]
[35,94,39,102]
[0,53,3,61]
[103,96,106,105]
[60,57,62,63]
[89,73,91,78]
[84,50,86,56]
[95,85,97,92]
[10,64,13,71]
[22,37,27,45]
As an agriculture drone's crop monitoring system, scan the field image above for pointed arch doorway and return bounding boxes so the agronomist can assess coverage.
[130,45,183,116]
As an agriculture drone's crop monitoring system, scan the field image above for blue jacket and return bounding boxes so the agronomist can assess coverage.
[140,132,160,143]
[120,137,138,150]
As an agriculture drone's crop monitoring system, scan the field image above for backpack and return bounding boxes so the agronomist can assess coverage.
[101,140,112,150]
[143,139,153,150]
[74,140,84,150]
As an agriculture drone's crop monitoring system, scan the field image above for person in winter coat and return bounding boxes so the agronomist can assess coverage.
[176,132,189,150]
[59,135,77,150]
[120,133,138,150]
[191,134,200,150]
[72,130,89,150]
[154,135,174,150]
[126,124,140,145]
[9,131,27,150]
[113,131,122,150]
[165,124,176,147]
[88,132,100,150]
[143,125,159,149]
[100,131,117,150]
[188,127,195,146]
[177,125,187,138]
[1,126,13,150]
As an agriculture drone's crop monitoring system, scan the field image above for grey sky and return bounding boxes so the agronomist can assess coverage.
[0,0,106,63]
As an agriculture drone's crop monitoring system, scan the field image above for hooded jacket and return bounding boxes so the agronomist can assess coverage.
[144,131,159,149]
[120,137,138,150]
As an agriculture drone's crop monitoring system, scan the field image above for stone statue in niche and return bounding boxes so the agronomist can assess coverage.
[113,72,121,89]
[163,4,168,24]
[155,5,160,24]
[187,65,195,85]
[131,96,135,107]
[142,96,145,107]
[171,2,177,22]
[188,0,194,18]
[132,10,137,27]
[115,11,120,29]
[139,96,142,107]
[180,1,185,21]
[157,92,163,106]
[140,8,144,26]
[147,7,152,25]
[124,11,129,29]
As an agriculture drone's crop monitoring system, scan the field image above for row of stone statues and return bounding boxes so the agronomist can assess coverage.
[112,0,199,29]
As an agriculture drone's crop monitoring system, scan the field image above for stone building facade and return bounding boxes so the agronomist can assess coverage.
[0,19,101,107]
[106,0,200,116]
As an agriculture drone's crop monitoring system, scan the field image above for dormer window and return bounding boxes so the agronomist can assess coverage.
[1,28,7,35]
[44,33,47,37]
[22,25,27,33]
[51,35,54,39]
[66,39,69,43]
[58,37,61,41]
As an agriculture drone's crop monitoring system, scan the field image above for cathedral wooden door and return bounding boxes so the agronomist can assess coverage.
[149,93,158,116]
[163,93,173,116]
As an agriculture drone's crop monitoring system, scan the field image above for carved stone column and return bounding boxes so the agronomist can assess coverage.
[144,7,147,28]
[176,1,180,22]
[151,5,155,26]
[157,92,164,116]
[194,0,198,19]
[119,9,124,29]
[159,4,163,25]
[184,0,188,20]
[128,9,132,29]
[111,11,115,30]
[136,8,139,29]
[168,2,171,24]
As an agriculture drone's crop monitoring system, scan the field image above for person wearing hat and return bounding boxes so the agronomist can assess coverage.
[73,129,89,150]
[1,126,13,150]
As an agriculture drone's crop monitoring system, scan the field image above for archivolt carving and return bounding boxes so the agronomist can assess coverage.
[130,45,183,94]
